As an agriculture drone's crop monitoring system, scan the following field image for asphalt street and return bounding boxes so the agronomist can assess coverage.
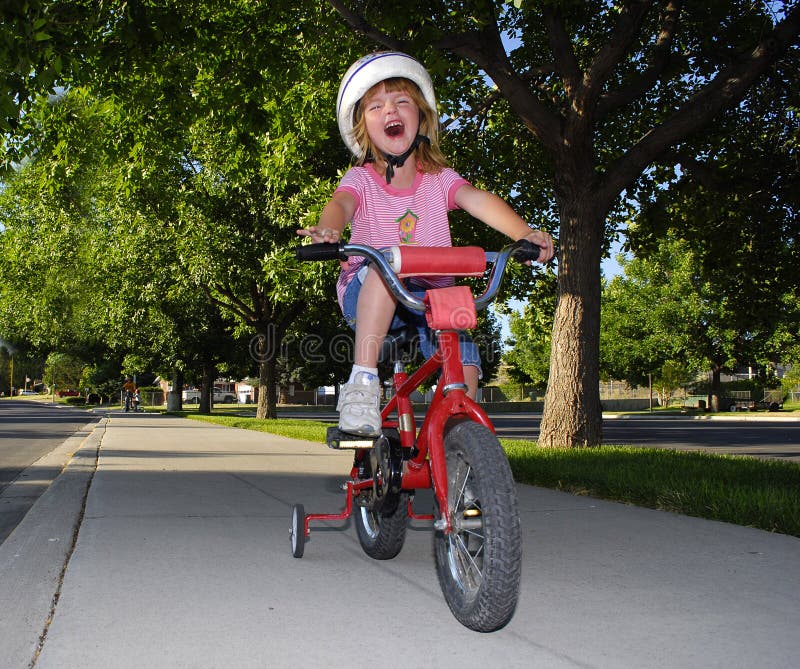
[0,400,100,543]
[276,408,800,460]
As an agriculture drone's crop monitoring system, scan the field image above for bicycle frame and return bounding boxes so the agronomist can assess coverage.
[301,328,489,537]
[379,331,495,531]
[295,239,538,541]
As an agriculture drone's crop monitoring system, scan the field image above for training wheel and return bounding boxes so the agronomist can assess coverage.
[290,504,306,558]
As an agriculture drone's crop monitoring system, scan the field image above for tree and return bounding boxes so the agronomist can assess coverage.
[600,239,705,406]
[0,343,39,396]
[600,240,698,389]
[600,230,797,411]
[0,86,249,411]
[328,1,800,445]
[504,305,553,392]
[625,52,800,409]
[3,3,366,419]
[0,98,109,357]
[43,351,85,393]
[0,1,95,134]
[70,2,365,419]
[652,360,696,408]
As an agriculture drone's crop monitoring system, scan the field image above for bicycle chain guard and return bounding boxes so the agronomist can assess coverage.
[368,433,404,515]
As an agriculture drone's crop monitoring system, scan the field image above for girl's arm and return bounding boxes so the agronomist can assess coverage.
[297,190,356,243]
[454,183,554,263]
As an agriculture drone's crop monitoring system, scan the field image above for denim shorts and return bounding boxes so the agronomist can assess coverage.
[342,268,482,375]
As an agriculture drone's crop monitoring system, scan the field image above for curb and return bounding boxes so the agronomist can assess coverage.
[0,419,106,668]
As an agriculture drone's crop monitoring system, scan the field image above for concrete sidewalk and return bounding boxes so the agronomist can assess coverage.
[1,413,798,668]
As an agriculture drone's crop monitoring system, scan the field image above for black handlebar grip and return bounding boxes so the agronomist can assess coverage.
[510,239,542,263]
[295,242,345,262]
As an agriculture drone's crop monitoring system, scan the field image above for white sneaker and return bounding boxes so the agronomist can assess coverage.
[337,374,381,436]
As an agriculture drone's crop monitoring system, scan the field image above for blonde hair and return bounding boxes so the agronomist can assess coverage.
[350,77,449,173]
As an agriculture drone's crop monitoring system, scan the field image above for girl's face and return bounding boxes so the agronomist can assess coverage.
[361,82,421,156]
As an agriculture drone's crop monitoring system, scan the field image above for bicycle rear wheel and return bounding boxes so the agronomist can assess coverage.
[354,431,408,560]
[355,493,409,559]
[433,420,521,632]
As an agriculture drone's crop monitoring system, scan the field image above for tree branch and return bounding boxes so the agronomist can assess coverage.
[203,282,255,324]
[660,149,726,190]
[599,3,800,205]
[542,4,581,97]
[597,0,683,119]
[327,0,407,51]
[442,14,564,152]
[581,0,655,110]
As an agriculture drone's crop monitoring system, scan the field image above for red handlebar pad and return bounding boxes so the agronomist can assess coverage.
[396,245,486,277]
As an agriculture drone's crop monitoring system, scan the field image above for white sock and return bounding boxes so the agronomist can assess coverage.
[349,365,378,384]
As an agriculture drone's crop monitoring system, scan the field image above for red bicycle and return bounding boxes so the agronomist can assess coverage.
[291,239,540,632]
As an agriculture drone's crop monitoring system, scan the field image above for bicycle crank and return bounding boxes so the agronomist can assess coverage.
[368,433,404,515]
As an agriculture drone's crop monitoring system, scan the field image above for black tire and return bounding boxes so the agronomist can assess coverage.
[290,504,305,558]
[355,493,409,560]
[433,421,521,632]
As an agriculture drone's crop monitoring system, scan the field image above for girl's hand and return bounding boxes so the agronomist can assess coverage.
[296,226,342,243]
[525,229,555,264]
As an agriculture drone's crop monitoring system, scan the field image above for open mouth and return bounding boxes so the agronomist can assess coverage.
[384,121,404,138]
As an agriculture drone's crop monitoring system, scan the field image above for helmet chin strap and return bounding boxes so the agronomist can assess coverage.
[382,135,430,184]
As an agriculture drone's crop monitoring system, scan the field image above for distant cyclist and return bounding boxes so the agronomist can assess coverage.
[122,377,136,412]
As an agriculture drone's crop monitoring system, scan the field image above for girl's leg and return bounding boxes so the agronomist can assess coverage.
[354,266,397,367]
[463,364,480,400]
[338,267,396,436]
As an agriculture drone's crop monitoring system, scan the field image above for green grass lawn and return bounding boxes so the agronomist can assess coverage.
[184,413,800,538]
[503,441,800,536]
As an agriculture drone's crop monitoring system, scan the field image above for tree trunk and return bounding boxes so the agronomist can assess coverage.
[708,364,723,412]
[538,193,605,447]
[257,354,278,419]
[199,363,216,415]
[167,368,184,411]
[254,324,279,419]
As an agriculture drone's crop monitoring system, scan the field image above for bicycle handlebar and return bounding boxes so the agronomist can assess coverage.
[294,243,346,262]
[296,239,541,314]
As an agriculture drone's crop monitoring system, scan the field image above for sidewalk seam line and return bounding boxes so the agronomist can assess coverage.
[29,418,106,669]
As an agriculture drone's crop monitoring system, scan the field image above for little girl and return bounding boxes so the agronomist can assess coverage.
[298,52,554,436]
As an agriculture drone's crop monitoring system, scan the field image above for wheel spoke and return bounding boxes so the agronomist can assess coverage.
[452,533,483,586]
[447,456,485,592]
[454,462,471,507]
[461,526,484,540]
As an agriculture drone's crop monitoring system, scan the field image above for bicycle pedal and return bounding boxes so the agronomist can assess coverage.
[326,427,378,450]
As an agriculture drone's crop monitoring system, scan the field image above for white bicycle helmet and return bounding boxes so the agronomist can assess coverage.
[336,51,437,157]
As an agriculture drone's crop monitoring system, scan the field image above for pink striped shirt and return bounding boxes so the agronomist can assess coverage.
[334,163,469,308]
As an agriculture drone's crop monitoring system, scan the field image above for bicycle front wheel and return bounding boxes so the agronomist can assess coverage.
[433,420,521,632]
